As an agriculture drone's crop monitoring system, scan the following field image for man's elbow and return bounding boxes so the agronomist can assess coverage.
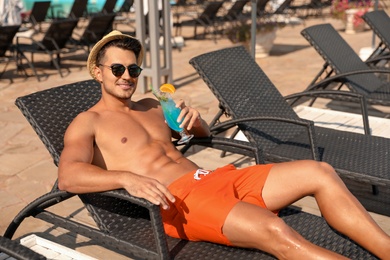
[57,168,74,192]
[57,175,71,191]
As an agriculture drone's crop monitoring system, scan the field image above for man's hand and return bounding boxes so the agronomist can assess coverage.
[124,174,175,210]
[175,99,202,130]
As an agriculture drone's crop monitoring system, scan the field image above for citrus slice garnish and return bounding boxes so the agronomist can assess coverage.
[159,83,176,94]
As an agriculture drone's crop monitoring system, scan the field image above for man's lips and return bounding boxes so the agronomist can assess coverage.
[117,82,133,90]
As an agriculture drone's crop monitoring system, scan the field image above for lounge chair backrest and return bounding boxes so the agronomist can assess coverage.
[198,1,224,22]
[81,13,116,45]
[0,25,20,57]
[257,0,270,13]
[41,18,79,50]
[189,46,305,150]
[362,10,390,50]
[28,1,51,23]
[226,0,249,19]
[69,0,89,19]
[102,0,118,13]
[15,80,101,166]
[301,23,384,95]
[118,0,134,13]
[274,0,294,14]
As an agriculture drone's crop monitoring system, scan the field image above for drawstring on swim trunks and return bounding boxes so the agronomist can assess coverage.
[194,169,212,180]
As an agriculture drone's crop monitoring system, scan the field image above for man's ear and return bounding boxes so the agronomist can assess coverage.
[94,66,103,83]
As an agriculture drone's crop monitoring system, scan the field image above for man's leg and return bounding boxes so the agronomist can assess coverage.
[223,201,348,259]
[260,160,390,258]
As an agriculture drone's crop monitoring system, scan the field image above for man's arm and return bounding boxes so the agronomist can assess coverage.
[57,112,175,209]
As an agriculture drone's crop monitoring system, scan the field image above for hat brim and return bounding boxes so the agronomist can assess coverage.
[87,30,144,80]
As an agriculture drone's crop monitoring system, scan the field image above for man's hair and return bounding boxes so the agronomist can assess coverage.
[96,37,143,65]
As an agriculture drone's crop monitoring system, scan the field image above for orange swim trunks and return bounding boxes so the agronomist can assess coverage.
[161,163,274,246]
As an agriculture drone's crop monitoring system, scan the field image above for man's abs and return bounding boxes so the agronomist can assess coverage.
[93,141,199,186]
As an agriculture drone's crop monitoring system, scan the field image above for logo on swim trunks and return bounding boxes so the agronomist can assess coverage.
[194,169,211,180]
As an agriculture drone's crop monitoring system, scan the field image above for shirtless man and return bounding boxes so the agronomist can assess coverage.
[58,30,390,259]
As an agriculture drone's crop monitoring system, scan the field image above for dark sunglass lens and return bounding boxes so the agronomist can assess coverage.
[111,64,126,77]
[128,66,142,78]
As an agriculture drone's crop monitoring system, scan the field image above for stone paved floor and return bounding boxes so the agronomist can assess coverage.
[1,14,389,259]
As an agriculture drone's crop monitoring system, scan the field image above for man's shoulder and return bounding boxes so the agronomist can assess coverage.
[69,109,99,129]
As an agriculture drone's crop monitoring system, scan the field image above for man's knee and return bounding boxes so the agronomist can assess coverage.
[305,161,345,191]
[263,217,304,257]
[305,160,338,180]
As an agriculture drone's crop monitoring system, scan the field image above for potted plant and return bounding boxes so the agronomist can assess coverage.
[331,0,374,34]
[225,17,286,58]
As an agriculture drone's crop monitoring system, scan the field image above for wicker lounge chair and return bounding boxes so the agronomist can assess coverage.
[0,24,21,83]
[70,13,117,53]
[15,18,79,80]
[176,1,225,41]
[4,79,377,259]
[362,10,390,60]
[189,46,390,216]
[297,23,390,108]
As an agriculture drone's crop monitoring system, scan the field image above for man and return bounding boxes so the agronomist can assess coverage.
[58,30,390,259]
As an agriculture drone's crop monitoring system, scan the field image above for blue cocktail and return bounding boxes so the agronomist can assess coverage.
[155,91,194,144]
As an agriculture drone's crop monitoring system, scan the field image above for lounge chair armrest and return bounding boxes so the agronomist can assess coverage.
[306,69,390,91]
[209,116,319,161]
[4,188,170,259]
[182,136,264,164]
[285,90,370,135]
[100,189,157,209]
[365,54,390,65]
[86,189,169,258]
[16,35,48,50]
[16,35,37,45]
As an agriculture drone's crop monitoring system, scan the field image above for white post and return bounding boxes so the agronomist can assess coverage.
[135,0,173,93]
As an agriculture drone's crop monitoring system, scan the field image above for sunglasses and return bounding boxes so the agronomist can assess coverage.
[98,63,143,78]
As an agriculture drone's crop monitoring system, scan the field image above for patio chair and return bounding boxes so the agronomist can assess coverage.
[176,1,225,42]
[189,45,390,216]
[15,18,79,80]
[296,23,390,108]
[362,10,390,60]
[71,13,117,53]
[54,0,89,20]
[0,24,22,83]
[22,1,51,33]
[4,79,377,259]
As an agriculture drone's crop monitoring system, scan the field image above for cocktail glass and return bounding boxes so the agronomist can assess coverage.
[155,91,194,144]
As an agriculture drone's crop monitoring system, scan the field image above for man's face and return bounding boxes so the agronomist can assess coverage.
[95,46,139,100]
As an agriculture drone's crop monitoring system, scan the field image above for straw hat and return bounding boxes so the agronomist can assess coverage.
[87,30,144,80]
